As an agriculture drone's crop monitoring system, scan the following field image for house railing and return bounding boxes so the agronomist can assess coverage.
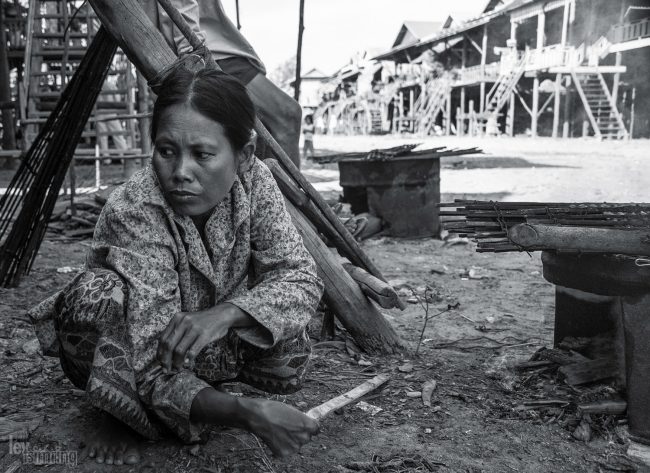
[456,62,500,85]
[608,18,650,44]
[523,44,583,70]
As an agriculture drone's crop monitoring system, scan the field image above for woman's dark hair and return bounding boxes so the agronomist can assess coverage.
[151,67,256,152]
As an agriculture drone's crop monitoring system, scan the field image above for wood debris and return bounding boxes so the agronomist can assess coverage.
[421,380,437,407]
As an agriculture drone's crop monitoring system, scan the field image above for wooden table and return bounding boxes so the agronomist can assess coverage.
[542,251,650,444]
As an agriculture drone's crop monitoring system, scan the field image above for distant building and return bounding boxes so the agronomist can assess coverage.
[371,0,650,139]
[291,68,330,110]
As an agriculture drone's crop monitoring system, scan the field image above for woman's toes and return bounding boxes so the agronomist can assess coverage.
[123,447,140,465]
[87,446,97,458]
[105,448,115,465]
[95,447,107,464]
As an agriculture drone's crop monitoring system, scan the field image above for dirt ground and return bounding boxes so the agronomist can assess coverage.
[1,136,649,472]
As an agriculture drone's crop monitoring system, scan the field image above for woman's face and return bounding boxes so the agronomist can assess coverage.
[152,102,240,217]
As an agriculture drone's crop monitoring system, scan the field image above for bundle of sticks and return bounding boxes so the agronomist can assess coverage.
[440,200,650,256]
[313,145,482,164]
[0,28,116,287]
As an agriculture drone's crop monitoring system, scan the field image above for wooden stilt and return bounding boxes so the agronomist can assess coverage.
[445,90,452,135]
[552,73,561,138]
[480,24,488,113]
[507,91,515,137]
[459,87,466,136]
[532,76,540,137]
[612,52,622,104]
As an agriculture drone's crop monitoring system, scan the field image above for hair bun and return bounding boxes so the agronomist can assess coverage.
[148,47,221,95]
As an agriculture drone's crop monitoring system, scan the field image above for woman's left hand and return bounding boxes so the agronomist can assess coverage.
[157,304,248,373]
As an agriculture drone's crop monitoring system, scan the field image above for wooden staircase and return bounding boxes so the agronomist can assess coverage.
[21,0,139,156]
[572,72,628,140]
[369,108,383,134]
[414,76,451,135]
[479,52,528,129]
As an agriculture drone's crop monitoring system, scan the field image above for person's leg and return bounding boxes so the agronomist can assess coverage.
[246,73,303,168]
[305,139,314,159]
[54,269,149,465]
[95,120,109,151]
[105,119,129,150]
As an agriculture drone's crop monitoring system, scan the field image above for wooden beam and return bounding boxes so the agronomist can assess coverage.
[286,201,405,354]
[537,90,555,119]
[464,33,482,55]
[508,223,650,256]
[342,263,405,310]
[560,0,570,47]
[548,65,626,74]
[480,25,488,67]
[609,37,650,53]
[88,0,176,78]
[536,11,546,49]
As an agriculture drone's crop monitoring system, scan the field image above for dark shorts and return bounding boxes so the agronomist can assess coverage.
[217,56,261,85]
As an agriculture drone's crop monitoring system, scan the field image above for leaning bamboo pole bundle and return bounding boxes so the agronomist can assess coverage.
[0,28,116,287]
[87,0,404,353]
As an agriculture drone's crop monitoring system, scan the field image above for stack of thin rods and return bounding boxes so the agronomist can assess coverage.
[0,28,116,287]
[314,145,482,164]
[439,200,650,252]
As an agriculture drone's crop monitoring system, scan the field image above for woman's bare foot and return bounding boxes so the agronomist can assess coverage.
[86,413,141,465]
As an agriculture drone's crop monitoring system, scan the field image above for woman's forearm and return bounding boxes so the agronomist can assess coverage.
[190,386,252,429]
[215,302,258,329]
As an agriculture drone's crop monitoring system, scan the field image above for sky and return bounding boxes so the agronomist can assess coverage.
[221,0,490,76]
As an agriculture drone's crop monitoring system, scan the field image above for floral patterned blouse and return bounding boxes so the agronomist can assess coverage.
[86,157,323,439]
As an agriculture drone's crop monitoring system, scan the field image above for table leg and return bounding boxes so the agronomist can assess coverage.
[621,294,650,444]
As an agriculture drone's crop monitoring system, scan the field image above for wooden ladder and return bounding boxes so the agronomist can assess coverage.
[572,72,628,140]
[480,52,528,128]
[21,0,139,156]
[414,76,451,135]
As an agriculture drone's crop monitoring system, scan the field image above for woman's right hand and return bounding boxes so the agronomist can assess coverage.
[244,399,320,457]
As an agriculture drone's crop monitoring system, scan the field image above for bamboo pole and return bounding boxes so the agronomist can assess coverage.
[294,0,305,102]
[286,200,405,354]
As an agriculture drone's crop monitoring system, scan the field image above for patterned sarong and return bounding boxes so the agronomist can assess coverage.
[28,269,311,440]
